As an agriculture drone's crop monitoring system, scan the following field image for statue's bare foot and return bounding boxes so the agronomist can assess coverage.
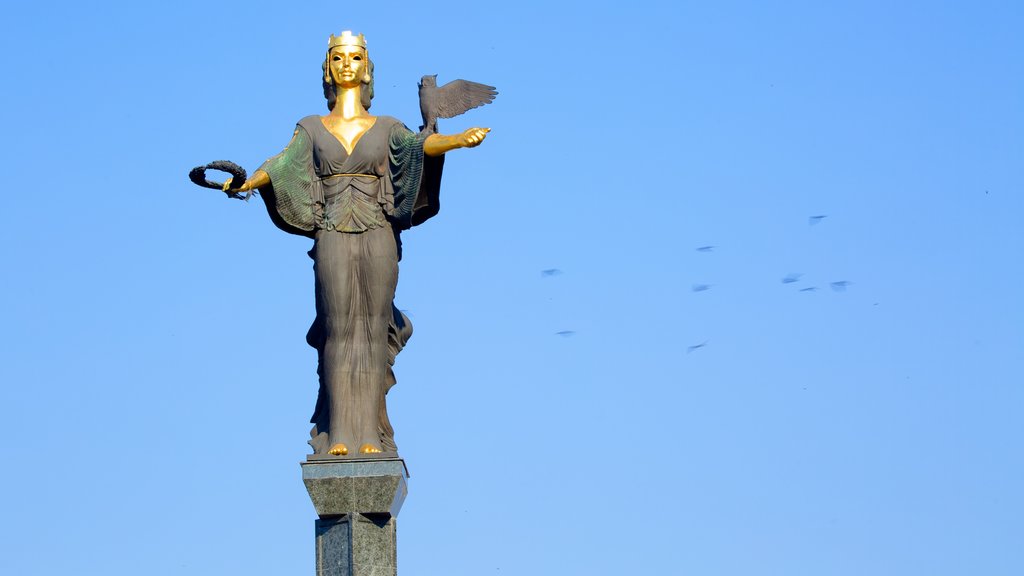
[328,443,349,456]
[359,444,382,454]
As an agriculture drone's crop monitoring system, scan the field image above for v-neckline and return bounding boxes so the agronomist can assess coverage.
[319,116,377,156]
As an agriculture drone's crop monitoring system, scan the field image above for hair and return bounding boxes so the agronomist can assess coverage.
[322,50,374,111]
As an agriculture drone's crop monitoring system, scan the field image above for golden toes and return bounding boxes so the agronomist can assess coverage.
[359,444,383,454]
[328,443,349,456]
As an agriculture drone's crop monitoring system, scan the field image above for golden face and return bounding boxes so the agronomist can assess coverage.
[328,45,368,88]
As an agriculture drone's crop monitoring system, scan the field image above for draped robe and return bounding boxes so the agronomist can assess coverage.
[255,115,443,454]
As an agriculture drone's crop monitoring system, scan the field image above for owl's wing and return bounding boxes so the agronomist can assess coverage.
[434,79,498,119]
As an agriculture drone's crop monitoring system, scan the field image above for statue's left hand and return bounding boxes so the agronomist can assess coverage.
[423,128,491,157]
[458,127,490,148]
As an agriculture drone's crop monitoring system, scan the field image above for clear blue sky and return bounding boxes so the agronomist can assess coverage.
[1,1,1021,574]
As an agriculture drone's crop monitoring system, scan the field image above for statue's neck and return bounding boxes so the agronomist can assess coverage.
[332,86,367,120]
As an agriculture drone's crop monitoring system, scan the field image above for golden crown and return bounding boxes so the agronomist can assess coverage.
[328,31,366,50]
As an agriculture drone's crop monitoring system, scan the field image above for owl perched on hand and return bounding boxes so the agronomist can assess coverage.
[418,74,498,134]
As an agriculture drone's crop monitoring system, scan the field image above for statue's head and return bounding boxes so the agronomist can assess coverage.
[322,31,374,110]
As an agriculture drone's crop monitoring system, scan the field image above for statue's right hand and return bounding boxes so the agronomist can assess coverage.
[221,177,252,200]
[217,170,268,199]
[222,177,242,193]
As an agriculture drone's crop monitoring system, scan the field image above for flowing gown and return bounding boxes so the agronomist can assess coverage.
[255,114,443,454]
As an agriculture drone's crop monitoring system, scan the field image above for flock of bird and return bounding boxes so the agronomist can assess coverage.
[682,214,855,352]
[690,215,851,296]
[541,215,853,351]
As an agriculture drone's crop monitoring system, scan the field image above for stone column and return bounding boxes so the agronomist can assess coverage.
[302,457,409,576]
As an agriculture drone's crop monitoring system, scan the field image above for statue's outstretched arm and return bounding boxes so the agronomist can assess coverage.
[424,127,490,157]
[221,129,301,193]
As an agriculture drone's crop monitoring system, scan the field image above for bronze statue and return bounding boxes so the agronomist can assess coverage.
[194,31,493,457]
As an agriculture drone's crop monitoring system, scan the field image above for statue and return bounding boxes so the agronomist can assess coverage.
[191,31,494,457]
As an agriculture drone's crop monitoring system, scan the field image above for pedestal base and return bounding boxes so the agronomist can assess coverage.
[316,514,396,576]
[302,457,409,576]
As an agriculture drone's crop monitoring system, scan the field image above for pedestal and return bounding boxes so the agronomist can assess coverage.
[302,457,409,576]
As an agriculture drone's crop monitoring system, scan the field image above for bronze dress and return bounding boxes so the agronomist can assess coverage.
[256,115,442,454]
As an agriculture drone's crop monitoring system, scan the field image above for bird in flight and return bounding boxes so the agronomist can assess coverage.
[687,341,708,353]
[781,273,803,284]
[809,215,828,225]
[692,284,711,292]
[541,268,562,277]
[696,245,715,252]
[419,75,498,134]
[799,286,818,292]
[830,280,852,292]
[555,330,576,337]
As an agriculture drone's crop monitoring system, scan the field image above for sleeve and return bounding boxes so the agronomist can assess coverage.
[388,122,444,230]
[255,125,319,237]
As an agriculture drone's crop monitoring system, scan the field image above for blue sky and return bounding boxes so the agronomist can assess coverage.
[1,1,1021,574]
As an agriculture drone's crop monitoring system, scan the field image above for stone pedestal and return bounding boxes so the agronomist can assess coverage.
[302,457,409,576]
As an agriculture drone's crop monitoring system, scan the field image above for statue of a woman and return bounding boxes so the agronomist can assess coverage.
[223,31,489,456]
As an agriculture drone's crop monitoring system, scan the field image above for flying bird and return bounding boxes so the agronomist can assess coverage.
[799,286,818,292]
[830,280,852,292]
[541,268,562,277]
[692,284,711,292]
[555,330,576,337]
[419,75,498,134]
[696,245,715,252]
[809,215,828,225]
[687,341,708,353]
[781,273,803,284]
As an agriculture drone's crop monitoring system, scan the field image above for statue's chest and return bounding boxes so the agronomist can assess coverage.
[321,117,376,155]
[307,118,388,177]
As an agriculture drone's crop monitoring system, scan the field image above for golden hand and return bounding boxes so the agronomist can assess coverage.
[221,170,270,195]
[423,128,491,157]
[221,177,244,194]
[458,127,490,148]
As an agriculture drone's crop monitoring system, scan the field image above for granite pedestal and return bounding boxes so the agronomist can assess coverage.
[302,457,409,576]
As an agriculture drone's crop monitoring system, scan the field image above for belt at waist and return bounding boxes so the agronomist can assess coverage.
[312,174,389,230]
[322,173,379,180]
